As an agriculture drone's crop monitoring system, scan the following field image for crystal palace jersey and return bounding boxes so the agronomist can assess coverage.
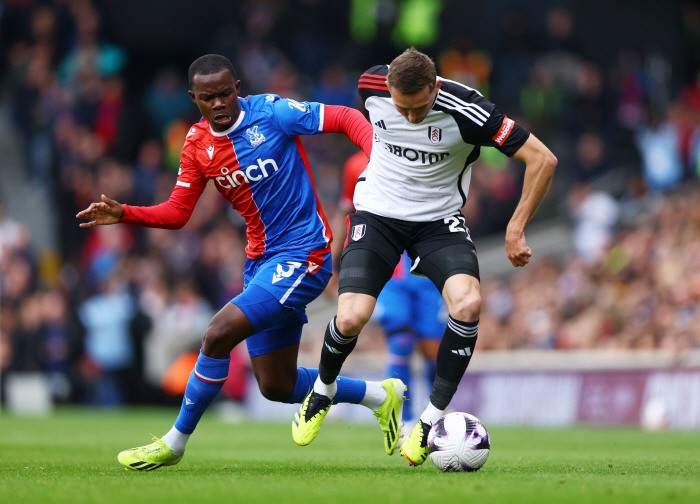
[176,94,331,258]
[355,65,531,222]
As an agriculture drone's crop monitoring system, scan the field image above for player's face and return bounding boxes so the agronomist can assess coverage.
[189,70,242,131]
[389,81,441,124]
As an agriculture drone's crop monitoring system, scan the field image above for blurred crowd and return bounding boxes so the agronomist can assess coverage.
[1,0,699,406]
[479,184,700,351]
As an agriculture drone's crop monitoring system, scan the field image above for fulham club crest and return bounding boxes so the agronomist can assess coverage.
[351,224,366,241]
[428,126,442,145]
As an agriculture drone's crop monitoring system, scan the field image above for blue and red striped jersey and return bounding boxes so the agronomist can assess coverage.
[177,94,331,259]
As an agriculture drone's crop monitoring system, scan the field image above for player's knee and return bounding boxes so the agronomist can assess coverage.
[449,292,481,322]
[336,308,371,335]
[257,378,293,402]
[202,318,234,357]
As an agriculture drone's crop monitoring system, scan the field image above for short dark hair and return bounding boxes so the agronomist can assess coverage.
[188,54,237,89]
[386,47,436,95]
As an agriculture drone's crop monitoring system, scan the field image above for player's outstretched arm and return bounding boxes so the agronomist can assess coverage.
[76,184,203,230]
[323,105,374,157]
[506,134,558,267]
[76,194,124,228]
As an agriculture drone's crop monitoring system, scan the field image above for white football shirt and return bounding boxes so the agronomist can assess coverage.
[355,65,530,222]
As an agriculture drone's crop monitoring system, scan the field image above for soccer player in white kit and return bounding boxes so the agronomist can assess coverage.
[291,48,557,465]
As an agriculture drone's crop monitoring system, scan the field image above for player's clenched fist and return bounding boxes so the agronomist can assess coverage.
[76,194,124,227]
[505,226,532,267]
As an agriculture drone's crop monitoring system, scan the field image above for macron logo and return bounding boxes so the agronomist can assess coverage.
[206,146,215,160]
[493,117,514,146]
[308,262,319,272]
[185,397,194,405]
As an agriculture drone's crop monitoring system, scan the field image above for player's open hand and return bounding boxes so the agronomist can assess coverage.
[505,226,532,267]
[76,194,125,228]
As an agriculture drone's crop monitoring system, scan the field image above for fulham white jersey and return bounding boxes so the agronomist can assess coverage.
[355,65,530,221]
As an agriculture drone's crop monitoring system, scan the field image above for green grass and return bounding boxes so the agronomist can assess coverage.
[1,408,699,503]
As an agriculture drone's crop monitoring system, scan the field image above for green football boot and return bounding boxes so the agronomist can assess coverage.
[400,419,431,466]
[373,378,407,455]
[117,437,183,471]
[292,390,333,446]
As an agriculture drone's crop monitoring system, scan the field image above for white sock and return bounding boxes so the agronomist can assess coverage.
[162,426,190,455]
[419,401,444,426]
[314,376,337,400]
[359,381,387,410]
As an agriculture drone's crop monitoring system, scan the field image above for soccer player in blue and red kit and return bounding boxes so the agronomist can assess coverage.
[77,55,406,470]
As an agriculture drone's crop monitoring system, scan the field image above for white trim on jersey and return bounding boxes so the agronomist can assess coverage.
[436,91,490,126]
[439,78,484,97]
[318,103,325,132]
[435,97,485,125]
[176,180,191,188]
[209,110,246,136]
[439,89,489,118]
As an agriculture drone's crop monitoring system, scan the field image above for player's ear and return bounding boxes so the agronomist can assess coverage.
[188,89,196,103]
[234,80,242,96]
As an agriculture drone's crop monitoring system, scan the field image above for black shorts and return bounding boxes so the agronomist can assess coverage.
[339,210,480,297]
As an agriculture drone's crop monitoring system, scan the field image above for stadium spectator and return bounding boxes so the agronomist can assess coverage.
[143,278,214,387]
[78,274,136,405]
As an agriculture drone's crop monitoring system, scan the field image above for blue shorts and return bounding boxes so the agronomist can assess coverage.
[231,250,332,357]
[374,272,447,339]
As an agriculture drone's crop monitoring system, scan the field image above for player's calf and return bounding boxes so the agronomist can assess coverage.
[317,316,359,391]
[256,378,295,402]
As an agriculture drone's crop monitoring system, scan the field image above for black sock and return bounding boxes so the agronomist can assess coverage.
[430,317,478,410]
[318,316,358,384]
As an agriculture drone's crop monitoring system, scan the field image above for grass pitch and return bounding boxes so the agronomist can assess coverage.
[1,408,699,504]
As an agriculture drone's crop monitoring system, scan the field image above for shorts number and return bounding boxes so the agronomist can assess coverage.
[444,216,471,241]
[444,215,467,233]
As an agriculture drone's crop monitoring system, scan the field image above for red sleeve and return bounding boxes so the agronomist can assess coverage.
[323,105,373,158]
[120,184,204,230]
[120,133,208,229]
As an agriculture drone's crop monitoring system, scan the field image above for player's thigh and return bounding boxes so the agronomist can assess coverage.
[339,211,404,298]
[336,247,397,334]
[409,223,480,294]
[338,247,398,299]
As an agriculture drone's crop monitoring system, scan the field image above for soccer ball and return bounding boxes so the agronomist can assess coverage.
[427,412,490,472]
